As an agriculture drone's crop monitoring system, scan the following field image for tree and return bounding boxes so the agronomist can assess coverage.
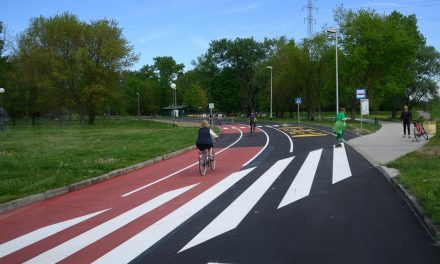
[14,13,137,125]
[205,38,267,112]
[152,56,184,108]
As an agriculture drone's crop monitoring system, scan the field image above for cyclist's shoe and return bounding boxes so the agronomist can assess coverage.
[408,135,411,138]
[208,155,213,161]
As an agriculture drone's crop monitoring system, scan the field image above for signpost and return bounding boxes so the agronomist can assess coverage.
[295,97,301,124]
[356,88,367,134]
[209,103,214,126]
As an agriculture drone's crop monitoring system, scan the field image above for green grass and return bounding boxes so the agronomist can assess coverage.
[388,122,440,228]
[0,118,198,203]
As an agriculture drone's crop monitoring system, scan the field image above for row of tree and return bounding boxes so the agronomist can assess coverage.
[0,7,439,124]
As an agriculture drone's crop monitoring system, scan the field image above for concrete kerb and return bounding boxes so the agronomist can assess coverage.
[0,145,197,214]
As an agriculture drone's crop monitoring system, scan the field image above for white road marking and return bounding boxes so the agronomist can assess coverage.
[0,209,109,259]
[332,143,352,184]
[242,128,270,167]
[122,127,244,197]
[93,167,256,264]
[24,185,197,264]
[273,125,280,127]
[222,127,229,130]
[265,126,294,153]
[278,149,322,209]
[180,157,294,252]
[239,126,246,129]
[256,126,263,128]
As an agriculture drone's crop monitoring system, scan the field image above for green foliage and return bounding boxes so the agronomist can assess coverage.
[12,12,138,125]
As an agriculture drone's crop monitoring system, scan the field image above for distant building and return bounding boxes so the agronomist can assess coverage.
[161,105,188,117]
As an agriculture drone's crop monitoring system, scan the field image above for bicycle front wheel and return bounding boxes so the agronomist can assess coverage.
[413,127,420,142]
[199,152,207,176]
[210,151,216,171]
[422,127,429,140]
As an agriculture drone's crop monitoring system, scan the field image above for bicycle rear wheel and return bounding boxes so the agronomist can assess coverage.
[422,127,429,140]
[413,127,420,142]
[210,150,216,171]
[199,151,207,176]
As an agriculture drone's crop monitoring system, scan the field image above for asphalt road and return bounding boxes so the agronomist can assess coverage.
[0,123,439,264]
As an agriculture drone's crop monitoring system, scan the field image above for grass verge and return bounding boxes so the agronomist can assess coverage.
[0,118,198,203]
[388,122,440,227]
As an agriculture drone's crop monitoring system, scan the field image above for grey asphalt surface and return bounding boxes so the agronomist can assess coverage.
[132,122,440,263]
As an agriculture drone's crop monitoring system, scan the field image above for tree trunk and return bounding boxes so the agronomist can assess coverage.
[350,95,356,121]
[88,111,95,125]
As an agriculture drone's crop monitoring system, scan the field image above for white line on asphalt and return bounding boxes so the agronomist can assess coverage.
[273,125,280,127]
[121,127,244,197]
[278,149,322,209]
[93,167,256,264]
[180,157,294,252]
[332,143,352,184]
[24,185,197,264]
[0,209,110,259]
[241,127,270,167]
[265,126,294,153]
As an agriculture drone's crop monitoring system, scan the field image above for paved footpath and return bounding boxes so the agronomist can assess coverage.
[347,121,430,166]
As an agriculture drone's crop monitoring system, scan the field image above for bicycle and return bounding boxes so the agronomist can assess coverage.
[413,121,429,142]
[198,147,216,176]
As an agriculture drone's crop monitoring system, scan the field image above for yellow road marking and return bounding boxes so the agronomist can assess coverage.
[278,126,328,138]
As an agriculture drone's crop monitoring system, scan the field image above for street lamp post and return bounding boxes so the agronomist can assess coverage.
[266,66,273,121]
[136,92,140,117]
[170,83,176,127]
[0,88,4,109]
[0,88,4,130]
[327,27,339,114]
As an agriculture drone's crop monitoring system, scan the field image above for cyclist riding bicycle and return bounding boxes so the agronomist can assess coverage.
[249,112,257,133]
[196,120,218,160]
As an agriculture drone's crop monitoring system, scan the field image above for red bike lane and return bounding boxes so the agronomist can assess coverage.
[0,125,263,263]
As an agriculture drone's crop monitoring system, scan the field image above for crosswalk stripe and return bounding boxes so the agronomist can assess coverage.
[93,167,256,264]
[180,157,294,252]
[278,149,322,209]
[0,209,110,259]
[24,184,198,264]
[332,143,352,184]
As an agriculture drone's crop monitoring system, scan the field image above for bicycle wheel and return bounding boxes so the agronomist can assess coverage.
[413,127,420,142]
[422,127,429,140]
[210,150,216,171]
[199,151,207,176]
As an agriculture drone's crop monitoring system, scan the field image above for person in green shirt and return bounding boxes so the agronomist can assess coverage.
[333,107,347,147]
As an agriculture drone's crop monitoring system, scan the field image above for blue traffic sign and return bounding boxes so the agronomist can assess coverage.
[295,97,302,104]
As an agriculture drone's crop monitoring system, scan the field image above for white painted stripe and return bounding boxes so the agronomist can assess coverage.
[122,127,244,197]
[332,143,352,184]
[240,126,246,129]
[241,128,270,167]
[256,125,263,128]
[278,149,322,209]
[222,127,229,130]
[25,185,197,264]
[266,126,294,153]
[273,125,280,127]
[0,209,109,258]
[93,167,256,264]
[180,157,294,252]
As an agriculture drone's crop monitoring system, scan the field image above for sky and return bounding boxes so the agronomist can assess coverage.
[1,0,440,71]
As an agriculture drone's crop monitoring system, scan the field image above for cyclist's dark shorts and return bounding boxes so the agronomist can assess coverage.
[250,122,256,126]
[196,144,212,151]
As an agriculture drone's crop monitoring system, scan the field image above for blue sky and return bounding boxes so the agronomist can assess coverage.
[1,0,439,71]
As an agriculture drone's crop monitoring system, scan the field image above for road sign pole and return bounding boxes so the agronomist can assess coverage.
[297,103,300,124]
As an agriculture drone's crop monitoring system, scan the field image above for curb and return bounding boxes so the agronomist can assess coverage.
[0,145,197,214]
[346,141,440,246]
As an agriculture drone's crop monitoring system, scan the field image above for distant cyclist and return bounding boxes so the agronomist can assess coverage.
[196,120,218,160]
[249,112,257,134]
